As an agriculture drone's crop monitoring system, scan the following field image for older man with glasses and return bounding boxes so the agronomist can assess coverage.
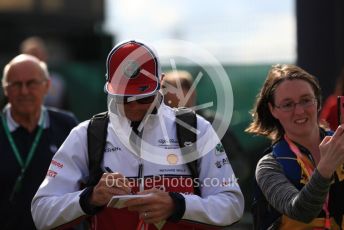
[0,54,78,229]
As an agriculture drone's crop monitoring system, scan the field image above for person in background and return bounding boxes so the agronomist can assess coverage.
[20,36,69,110]
[161,70,243,154]
[320,68,344,130]
[246,64,344,229]
[31,40,244,230]
[0,54,78,229]
[161,70,196,108]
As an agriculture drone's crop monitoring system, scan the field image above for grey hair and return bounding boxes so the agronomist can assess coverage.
[2,54,50,88]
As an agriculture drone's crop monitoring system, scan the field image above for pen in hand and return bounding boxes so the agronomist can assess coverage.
[105,166,113,173]
[104,166,133,194]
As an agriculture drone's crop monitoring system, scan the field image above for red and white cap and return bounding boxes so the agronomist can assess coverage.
[105,40,161,98]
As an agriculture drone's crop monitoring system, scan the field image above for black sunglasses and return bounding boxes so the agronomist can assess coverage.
[111,95,156,104]
[126,95,156,104]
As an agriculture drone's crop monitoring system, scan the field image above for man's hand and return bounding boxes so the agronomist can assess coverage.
[125,188,175,224]
[89,172,131,206]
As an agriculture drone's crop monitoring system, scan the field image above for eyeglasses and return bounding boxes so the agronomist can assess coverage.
[111,95,157,104]
[274,97,317,112]
[4,79,47,91]
[125,95,156,104]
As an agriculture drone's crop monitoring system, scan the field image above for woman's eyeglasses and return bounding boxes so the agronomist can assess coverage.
[274,97,317,112]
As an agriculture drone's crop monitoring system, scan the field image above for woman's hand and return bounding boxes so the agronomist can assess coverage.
[318,125,344,178]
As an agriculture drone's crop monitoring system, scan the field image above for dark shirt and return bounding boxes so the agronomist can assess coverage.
[0,108,78,230]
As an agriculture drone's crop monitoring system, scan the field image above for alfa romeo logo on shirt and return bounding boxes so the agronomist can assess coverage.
[123,60,140,79]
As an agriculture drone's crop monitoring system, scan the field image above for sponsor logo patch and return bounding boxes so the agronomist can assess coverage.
[215,143,225,156]
[104,147,122,153]
[51,160,63,168]
[138,85,149,92]
[214,157,229,168]
[159,168,186,173]
[47,170,57,178]
[167,154,178,165]
[158,138,179,149]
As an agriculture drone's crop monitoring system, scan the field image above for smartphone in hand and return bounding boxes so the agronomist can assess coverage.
[337,96,344,125]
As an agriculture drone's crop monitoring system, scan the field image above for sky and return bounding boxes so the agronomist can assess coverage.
[103,0,295,64]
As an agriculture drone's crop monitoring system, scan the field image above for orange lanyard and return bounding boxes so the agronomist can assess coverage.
[136,219,149,230]
[284,135,331,230]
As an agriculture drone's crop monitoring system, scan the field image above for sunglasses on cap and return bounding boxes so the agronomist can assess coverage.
[110,94,157,104]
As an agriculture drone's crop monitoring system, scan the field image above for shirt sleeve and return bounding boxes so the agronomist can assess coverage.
[31,122,90,230]
[255,153,332,223]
